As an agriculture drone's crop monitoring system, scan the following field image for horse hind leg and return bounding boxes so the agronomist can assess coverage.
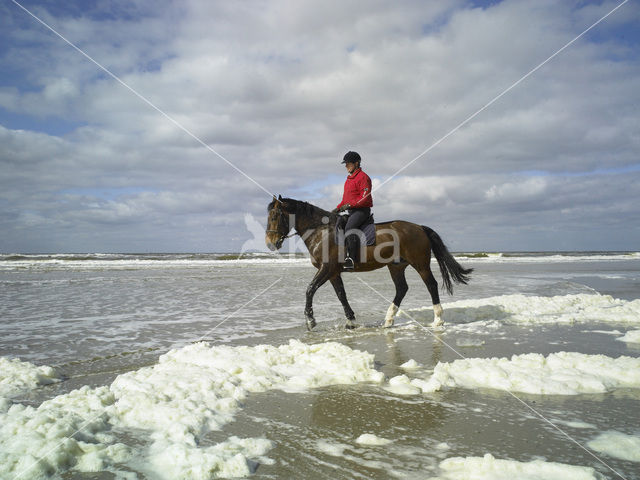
[385,264,409,328]
[433,303,444,327]
[416,267,443,327]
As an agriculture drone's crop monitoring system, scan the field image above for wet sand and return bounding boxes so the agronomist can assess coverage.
[219,319,639,479]
[3,254,638,479]
[48,317,636,480]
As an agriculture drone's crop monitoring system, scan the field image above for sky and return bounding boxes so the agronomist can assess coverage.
[0,0,639,253]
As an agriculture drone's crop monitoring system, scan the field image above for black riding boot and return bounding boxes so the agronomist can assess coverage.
[344,235,358,270]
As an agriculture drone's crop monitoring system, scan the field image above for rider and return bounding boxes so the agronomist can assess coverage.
[332,151,373,269]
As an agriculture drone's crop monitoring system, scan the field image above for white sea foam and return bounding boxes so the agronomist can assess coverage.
[316,439,349,457]
[3,251,637,272]
[0,386,130,479]
[411,294,640,327]
[434,453,603,480]
[355,433,392,446]
[0,255,310,271]
[617,329,640,344]
[400,359,420,370]
[549,419,596,429]
[454,252,640,263]
[587,431,640,462]
[0,357,60,400]
[410,352,640,395]
[384,375,423,395]
[0,340,384,479]
[315,439,392,473]
[586,329,623,335]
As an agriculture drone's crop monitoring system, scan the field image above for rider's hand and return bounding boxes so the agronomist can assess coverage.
[339,204,351,212]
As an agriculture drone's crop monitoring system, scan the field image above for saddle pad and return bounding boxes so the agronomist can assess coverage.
[362,222,376,246]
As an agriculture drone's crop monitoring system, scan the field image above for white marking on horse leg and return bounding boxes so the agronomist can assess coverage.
[432,303,443,327]
[306,317,317,331]
[345,318,357,329]
[384,303,399,328]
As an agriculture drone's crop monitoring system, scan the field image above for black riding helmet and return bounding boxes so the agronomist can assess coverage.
[341,151,361,164]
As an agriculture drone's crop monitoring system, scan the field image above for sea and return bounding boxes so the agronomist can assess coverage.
[1,251,639,480]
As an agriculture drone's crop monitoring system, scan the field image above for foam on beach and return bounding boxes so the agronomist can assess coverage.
[409,293,640,328]
[3,251,637,272]
[0,386,130,478]
[399,359,420,370]
[617,329,640,344]
[434,453,603,480]
[587,431,640,462]
[0,254,310,271]
[355,433,392,446]
[392,352,640,395]
[0,357,60,401]
[0,340,384,479]
[453,252,640,263]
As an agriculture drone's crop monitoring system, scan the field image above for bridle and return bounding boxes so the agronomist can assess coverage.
[266,207,298,244]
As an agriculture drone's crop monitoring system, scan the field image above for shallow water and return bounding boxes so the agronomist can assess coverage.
[1,253,639,479]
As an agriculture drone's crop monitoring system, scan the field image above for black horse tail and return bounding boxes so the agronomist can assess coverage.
[422,226,473,295]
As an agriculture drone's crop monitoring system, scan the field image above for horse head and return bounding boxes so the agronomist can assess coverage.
[265,195,292,251]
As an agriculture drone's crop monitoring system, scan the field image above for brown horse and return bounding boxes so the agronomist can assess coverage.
[266,195,472,330]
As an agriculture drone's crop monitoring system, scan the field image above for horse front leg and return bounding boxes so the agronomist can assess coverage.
[305,266,332,330]
[330,274,357,329]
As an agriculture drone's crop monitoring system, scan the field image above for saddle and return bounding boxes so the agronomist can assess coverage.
[335,214,376,247]
[360,214,376,246]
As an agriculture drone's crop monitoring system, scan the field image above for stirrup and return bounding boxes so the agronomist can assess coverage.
[343,257,355,270]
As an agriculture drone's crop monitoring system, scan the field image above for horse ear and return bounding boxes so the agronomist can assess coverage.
[278,194,283,201]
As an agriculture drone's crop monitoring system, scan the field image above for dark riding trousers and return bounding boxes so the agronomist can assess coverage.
[336,207,372,262]
[344,207,371,233]
[336,207,371,238]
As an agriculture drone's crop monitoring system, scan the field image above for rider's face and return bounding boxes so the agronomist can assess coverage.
[345,162,357,174]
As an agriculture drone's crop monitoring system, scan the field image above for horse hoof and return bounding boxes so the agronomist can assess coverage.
[345,319,357,330]
[431,318,444,328]
[306,318,317,331]
[383,319,394,328]
[432,304,444,328]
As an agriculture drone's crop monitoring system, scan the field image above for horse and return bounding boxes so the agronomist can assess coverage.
[265,195,472,331]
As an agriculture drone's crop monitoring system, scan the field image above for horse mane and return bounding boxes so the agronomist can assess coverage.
[268,197,334,225]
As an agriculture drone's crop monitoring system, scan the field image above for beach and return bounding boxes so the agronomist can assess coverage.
[1,252,639,479]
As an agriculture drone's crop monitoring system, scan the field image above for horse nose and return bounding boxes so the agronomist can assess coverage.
[266,239,277,251]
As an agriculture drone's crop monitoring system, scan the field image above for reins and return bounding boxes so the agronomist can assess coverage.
[265,229,298,239]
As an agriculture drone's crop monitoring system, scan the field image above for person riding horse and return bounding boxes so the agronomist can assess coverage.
[266,194,472,330]
[332,151,373,270]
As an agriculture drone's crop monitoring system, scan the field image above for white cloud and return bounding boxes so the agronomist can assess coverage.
[485,177,547,202]
[0,0,639,252]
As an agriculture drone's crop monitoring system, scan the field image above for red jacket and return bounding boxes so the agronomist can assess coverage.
[337,168,373,209]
